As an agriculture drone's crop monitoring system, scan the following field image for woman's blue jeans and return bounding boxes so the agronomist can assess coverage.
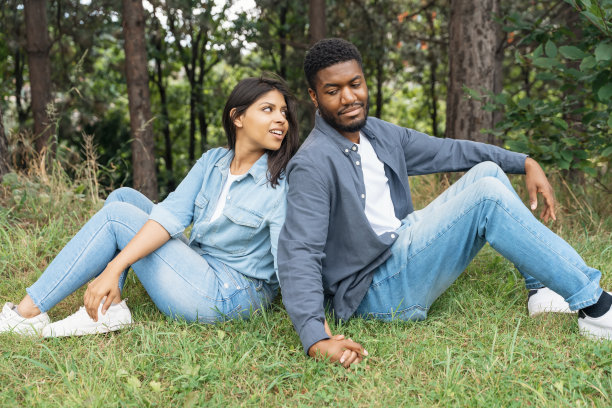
[356,162,602,320]
[27,188,276,323]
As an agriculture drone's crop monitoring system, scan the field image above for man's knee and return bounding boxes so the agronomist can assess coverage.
[471,161,503,177]
[474,176,514,201]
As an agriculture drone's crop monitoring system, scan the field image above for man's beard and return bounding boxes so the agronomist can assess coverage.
[319,96,370,133]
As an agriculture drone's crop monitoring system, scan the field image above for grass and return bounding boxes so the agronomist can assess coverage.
[0,164,611,407]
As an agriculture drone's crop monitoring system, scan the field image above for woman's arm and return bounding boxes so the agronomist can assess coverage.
[83,220,170,320]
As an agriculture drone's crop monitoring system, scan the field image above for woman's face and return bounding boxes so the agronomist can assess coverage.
[234,90,289,153]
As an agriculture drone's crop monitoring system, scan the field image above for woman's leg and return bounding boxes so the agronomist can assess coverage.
[22,196,273,322]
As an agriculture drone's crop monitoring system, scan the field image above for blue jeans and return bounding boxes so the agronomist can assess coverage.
[27,188,276,323]
[355,162,602,320]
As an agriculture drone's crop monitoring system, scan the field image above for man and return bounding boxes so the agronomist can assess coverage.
[277,38,611,368]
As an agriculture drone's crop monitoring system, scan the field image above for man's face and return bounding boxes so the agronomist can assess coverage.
[309,60,369,136]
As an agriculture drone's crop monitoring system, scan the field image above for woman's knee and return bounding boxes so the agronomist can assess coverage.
[105,187,139,205]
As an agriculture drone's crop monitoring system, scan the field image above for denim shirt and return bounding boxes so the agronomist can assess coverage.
[149,148,286,284]
[278,114,528,353]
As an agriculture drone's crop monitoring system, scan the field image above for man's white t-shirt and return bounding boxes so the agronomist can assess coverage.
[357,134,401,235]
[210,172,242,222]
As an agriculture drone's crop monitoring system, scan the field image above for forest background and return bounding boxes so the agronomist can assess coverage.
[0,0,610,199]
[0,1,611,406]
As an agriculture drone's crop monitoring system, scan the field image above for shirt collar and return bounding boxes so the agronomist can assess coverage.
[313,111,375,156]
[215,148,269,184]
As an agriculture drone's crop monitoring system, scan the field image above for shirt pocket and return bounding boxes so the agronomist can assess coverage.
[215,205,264,254]
[193,194,210,223]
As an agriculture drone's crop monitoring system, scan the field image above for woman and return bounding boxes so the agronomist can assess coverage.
[0,76,300,336]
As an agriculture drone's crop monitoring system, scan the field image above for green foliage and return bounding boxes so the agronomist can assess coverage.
[490,0,611,176]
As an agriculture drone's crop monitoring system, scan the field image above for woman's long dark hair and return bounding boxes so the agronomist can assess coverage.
[222,76,300,187]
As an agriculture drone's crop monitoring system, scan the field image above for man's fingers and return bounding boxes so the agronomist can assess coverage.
[342,350,359,368]
[528,187,538,211]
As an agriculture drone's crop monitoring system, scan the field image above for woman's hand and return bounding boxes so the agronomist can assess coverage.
[83,263,123,321]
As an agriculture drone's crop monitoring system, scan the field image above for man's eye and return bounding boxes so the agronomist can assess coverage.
[351,82,361,88]
[327,90,338,95]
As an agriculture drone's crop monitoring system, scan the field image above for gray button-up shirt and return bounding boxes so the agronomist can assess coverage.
[278,114,528,354]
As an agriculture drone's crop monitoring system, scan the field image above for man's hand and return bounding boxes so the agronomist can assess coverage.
[311,319,368,369]
[524,157,556,222]
[308,335,367,368]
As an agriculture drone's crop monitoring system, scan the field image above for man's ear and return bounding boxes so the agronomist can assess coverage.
[308,88,318,109]
[231,108,243,128]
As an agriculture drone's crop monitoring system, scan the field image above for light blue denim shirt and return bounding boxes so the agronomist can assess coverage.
[149,147,286,284]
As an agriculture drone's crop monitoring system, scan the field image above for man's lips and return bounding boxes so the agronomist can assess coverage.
[338,104,364,116]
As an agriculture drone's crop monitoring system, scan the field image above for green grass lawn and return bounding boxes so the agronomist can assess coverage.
[1,170,610,407]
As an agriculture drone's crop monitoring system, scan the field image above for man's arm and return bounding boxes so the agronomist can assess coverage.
[277,162,366,367]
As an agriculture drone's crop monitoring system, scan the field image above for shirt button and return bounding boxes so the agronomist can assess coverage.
[361,194,365,199]
[356,161,360,166]
[352,146,357,151]
[391,234,396,239]
[344,148,349,153]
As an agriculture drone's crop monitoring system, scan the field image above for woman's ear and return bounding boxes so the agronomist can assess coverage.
[231,108,243,128]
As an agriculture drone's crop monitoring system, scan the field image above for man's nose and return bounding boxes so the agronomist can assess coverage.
[340,87,356,105]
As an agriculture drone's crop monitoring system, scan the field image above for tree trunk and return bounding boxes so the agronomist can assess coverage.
[0,106,10,179]
[309,0,326,45]
[24,0,55,154]
[122,0,158,200]
[445,0,500,144]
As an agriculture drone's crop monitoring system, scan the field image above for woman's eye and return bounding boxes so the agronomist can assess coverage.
[281,110,287,116]
[262,106,272,112]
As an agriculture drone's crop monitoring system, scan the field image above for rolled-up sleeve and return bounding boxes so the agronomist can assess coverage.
[149,154,207,238]
[278,160,331,354]
[401,128,528,175]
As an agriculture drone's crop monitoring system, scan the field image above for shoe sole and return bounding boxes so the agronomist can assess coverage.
[578,320,612,340]
[528,303,576,317]
[43,320,132,338]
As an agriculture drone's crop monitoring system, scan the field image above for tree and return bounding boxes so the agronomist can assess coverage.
[0,105,10,179]
[122,0,158,200]
[309,0,326,45]
[24,0,55,154]
[445,0,502,144]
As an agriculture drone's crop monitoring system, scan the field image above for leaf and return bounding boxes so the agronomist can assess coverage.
[597,83,612,101]
[580,56,597,71]
[127,376,141,388]
[561,150,573,161]
[602,146,612,157]
[532,57,559,68]
[594,42,612,62]
[149,381,163,392]
[552,117,569,130]
[532,44,544,58]
[559,46,588,59]
[545,40,558,57]
[608,112,612,127]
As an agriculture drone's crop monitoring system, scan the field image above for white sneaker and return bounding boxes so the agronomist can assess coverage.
[527,287,575,316]
[0,302,50,336]
[578,293,612,340]
[42,300,132,337]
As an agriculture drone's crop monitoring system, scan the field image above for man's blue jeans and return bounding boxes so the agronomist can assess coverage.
[355,162,602,320]
[27,188,276,322]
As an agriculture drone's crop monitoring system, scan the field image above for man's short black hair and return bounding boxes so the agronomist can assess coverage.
[303,38,363,89]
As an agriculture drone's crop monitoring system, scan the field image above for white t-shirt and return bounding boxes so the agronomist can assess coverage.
[210,171,242,222]
[357,134,401,235]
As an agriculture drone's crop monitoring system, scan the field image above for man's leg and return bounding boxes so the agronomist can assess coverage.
[417,161,542,289]
[356,172,602,324]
